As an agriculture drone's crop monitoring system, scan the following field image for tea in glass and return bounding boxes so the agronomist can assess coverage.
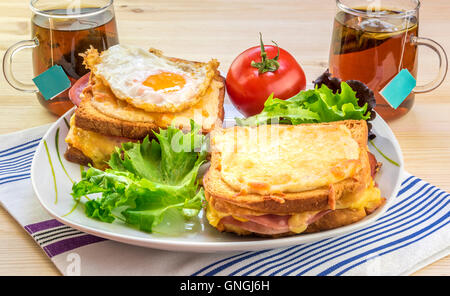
[328,0,447,120]
[31,7,119,115]
[3,0,119,116]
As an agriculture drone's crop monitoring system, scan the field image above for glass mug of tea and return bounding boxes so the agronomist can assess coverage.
[3,0,119,116]
[329,0,448,120]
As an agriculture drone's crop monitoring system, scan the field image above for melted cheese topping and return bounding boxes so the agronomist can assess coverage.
[212,124,361,195]
[89,75,222,131]
[65,116,124,169]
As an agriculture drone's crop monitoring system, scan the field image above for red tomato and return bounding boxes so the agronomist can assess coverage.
[226,39,306,117]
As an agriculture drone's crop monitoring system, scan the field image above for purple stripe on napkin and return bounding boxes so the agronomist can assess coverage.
[43,234,107,258]
[24,219,64,234]
[24,219,107,258]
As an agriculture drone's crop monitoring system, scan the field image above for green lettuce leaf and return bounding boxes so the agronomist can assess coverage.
[71,120,206,234]
[237,82,371,126]
[236,93,320,126]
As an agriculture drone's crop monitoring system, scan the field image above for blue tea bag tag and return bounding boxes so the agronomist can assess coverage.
[32,65,71,101]
[380,69,416,109]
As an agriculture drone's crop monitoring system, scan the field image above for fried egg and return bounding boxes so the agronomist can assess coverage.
[83,45,218,113]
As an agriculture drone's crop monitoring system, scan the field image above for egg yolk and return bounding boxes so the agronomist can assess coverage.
[143,72,186,92]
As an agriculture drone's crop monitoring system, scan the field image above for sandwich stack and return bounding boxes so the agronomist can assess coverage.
[65,45,225,169]
[204,120,385,236]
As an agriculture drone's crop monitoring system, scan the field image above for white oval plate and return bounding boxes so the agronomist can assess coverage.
[31,104,403,253]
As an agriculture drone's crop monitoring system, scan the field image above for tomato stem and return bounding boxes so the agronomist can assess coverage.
[251,32,280,74]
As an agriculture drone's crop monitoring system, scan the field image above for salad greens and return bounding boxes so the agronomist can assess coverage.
[71,121,207,234]
[236,81,371,127]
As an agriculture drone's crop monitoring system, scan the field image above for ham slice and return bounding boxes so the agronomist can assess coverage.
[242,214,289,230]
[69,72,90,106]
[220,210,332,235]
[221,215,289,235]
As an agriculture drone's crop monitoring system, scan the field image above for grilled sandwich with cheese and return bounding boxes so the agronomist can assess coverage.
[65,45,225,169]
[203,120,384,236]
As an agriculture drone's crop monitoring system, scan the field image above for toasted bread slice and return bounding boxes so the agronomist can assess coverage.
[64,145,92,167]
[74,73,225,139]
[207,184,367,217]
[203,120,372,214]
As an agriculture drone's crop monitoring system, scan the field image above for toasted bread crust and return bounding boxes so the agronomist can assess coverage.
[305,208,367,233]
[64,145,93,167]
[203,120,371,214]
[74,74,225,139]
[207,185,368,217]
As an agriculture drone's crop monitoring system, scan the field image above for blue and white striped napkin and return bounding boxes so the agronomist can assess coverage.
[0,124,448,276]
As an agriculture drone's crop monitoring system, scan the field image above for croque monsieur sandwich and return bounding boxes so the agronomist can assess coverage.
[65,45,225,169]
[204,120,384,236]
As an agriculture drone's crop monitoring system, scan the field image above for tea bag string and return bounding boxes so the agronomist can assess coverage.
[49,17,54,67]
[398,11,413,73]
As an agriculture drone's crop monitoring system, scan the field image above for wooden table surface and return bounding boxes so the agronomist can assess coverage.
[0,0,448,275]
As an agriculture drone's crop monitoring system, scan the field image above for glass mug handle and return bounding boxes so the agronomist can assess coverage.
[411,36,448,94]
[2,37,39,93]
